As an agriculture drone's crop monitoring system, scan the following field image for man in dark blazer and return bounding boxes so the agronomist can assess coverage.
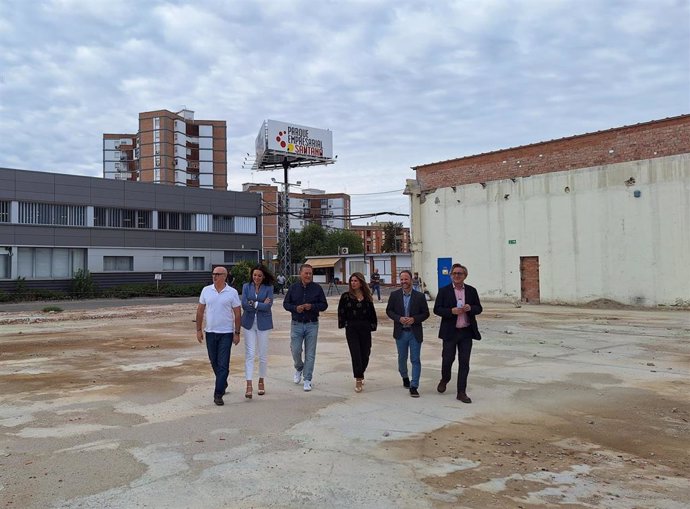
[433,263,483,403]
[386,270,430,397]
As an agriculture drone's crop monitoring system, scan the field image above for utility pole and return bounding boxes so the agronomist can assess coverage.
[252,119,336,279]
[279,158,291,279]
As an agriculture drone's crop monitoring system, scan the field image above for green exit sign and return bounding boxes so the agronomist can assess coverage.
[508,240,517,245]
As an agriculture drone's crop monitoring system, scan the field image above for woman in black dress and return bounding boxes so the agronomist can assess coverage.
[337,272,378,393]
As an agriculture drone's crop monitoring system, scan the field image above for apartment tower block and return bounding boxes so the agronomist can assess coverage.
[103,109,227,190]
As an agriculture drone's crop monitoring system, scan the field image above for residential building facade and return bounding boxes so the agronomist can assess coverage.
[103,109,227,190]
[243,184,351,268]
[0,167,261,292]
[351,223,410,254]
[288,188,350,232]
[407,114,690,307]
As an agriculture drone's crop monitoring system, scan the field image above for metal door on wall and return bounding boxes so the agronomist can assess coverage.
[520,256,540,303]
[437,257,452,291]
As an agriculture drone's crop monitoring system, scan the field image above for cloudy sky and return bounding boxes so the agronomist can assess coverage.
[0,0,688,226]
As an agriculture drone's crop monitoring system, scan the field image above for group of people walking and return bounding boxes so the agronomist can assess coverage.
[195,262,482,406]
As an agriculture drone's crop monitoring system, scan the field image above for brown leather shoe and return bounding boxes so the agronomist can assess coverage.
[457,392,472,404]
[437,380,447,393]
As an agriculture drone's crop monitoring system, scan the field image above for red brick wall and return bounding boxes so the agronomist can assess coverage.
[520,256,540,304]
[414,115,690,192]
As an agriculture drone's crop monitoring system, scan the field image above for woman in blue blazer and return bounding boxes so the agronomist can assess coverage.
[241,265,275,399]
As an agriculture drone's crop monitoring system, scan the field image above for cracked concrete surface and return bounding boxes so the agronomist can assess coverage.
[0,298,688,508]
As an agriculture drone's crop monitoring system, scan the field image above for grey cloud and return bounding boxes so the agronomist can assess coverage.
[1,0,688,226]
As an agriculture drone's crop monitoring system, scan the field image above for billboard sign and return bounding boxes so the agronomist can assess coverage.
[256,120,334,168]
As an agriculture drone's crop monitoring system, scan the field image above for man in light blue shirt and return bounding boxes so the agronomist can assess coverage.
[386,270,430,397]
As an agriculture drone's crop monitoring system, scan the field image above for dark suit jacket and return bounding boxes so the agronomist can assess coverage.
[433,283,483,340]
[386,289,430,342]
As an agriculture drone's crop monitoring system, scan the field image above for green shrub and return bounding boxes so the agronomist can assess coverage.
[30,289,68,301]
[70,269,97,298]
[13,277,27,300]
[231,261,256,293]
[100,283,159,299]
[42,305,63,313]
[160,283,205,297]
[101,282,204,299]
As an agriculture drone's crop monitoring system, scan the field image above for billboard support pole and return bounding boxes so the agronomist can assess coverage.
[253,120,337,281]
[280,157,291,280]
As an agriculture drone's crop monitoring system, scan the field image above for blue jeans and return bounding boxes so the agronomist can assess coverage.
[396,330,421,389]
[205,332,234,396]
[290,321,319,382]
[371,284,381,300]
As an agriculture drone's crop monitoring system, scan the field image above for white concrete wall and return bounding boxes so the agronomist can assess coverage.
[413,154,690,306]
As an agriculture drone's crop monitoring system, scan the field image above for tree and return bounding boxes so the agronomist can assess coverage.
[382,222,403,252]
[289,223,327,263]
[230,260,255,293]
[289,224,364,263]
[324,229,364,256]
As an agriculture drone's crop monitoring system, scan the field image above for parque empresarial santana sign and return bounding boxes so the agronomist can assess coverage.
[256,119,334,166]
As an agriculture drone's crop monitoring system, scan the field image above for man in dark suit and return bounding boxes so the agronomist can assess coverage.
[386,270,430,397]
[433,263,483,403]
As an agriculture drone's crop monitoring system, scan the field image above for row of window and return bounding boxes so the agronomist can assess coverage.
[102,256,207,272]
[17,248,87,279]
[7,248,258,278]
[95,208,152,229]
[18,202,87,226]
[1,202,256,233]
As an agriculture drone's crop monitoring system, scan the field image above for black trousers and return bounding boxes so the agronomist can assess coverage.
[345,321,372,379]
[441,327,474,393]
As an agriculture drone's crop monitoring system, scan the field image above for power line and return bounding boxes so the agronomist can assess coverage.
[258,211,408,219]
[349,189,405,196]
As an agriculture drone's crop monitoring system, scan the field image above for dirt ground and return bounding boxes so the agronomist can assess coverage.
[0,297,688,508]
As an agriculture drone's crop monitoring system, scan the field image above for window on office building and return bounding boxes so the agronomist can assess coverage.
[0,201,10,222]
[94,207,151,229]
[103,256,134,271]
[224,250,258,264]
[212,215,257,234]
[16,247,86,278]
[163,256,189,270]
[0,253,10,278]
[234,216,257,234]
[18,203,86,226]
[193,257,205,271]
[159,212,194,231]
[213,215,233,233]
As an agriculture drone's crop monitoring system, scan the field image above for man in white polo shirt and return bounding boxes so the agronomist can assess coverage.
[196,266,241,406]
